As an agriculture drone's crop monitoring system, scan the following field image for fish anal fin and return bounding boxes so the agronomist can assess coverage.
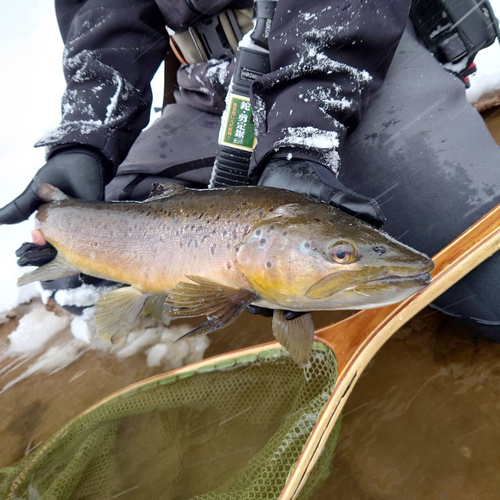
[272,311,315,367]
[17,254,78,287]
[95,287,149,343]
[165,276,257,341]
[147,182,187,200]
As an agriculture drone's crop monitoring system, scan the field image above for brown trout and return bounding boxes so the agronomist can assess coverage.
[18,182,434,365]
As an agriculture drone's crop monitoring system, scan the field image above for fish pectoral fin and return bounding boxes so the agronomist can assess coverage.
[17,254,78,287]
[94,287,149,343]
[147,182,187,200]
[272,310,315,367]
[164,276,257,340]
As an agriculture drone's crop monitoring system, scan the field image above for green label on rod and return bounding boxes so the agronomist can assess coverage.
[221,94,257,151]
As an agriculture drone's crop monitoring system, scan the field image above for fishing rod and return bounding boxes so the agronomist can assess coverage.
[208,0,277,188]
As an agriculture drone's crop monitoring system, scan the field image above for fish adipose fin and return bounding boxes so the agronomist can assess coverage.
[164,276,257,340]
[147,182,187,200]
[272,311,315,367]
[95,287,151,343]
[17,254,78,287]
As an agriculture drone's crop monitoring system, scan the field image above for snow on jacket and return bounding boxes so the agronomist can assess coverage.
[37,0,412,176]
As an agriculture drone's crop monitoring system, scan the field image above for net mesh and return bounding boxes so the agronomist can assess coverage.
[0,342,340,500]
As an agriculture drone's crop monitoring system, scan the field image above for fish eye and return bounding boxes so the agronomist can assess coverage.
[331,241,356,264]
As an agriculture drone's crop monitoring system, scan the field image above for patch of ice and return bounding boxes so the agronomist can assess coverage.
[55,283,118,307]
[8,302,71,356]
[274,126,340,173]
[467,37,500,106]
[146,343,169,367]
[206,59,230,86]
[252,95,266,136]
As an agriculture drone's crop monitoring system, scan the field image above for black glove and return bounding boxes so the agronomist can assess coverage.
[258,159,385,228]
[246,305,305,321]
[16,242,57,267]
[0,146,113,225]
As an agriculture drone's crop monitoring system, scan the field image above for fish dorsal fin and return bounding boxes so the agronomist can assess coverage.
[272,310,315,367]
[164,276,257,340]
[95,286,149,343]
[147,182,187,200]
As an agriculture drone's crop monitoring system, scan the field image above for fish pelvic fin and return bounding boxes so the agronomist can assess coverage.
[164,276,257,341]
[272,310,315,367]
[17,254,78,287]
[95,287,150,343]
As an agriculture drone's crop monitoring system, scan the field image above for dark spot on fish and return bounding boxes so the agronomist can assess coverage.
[191,225,195,230]
[282,231,288,236]
[185,224,189,230]
[260,238,266,245]
[235,213,240,218]
[269,225,275,231]
[373,245,386,255]
[304,242,310,248]
[176,230,179,236]
[255,229,261,236]
[212,229,217,234]
[269,208,274,212]
[210,245,216,255]
[215,214,221,221]
[266,261,272,268]
[226,243,231,249]
[210,204,215,209]
[198,213,204,219]
[201,235,209,243]
[223,229,227,236]
[241,201,247,206]
[314,218,320,223]
[193,212,197,216]
[244,225,250,233]
[227,262,232,269]
[197,226,203,231]
[146,211,151,216]
[258,211,264,217]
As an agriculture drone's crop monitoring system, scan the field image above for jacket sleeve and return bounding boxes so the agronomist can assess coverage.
[36,0,169,168]
[250,0,412,178]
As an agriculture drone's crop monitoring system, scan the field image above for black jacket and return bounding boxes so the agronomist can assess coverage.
[39,0,411,174]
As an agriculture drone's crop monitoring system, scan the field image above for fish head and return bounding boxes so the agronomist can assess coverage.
[236,202,434,310]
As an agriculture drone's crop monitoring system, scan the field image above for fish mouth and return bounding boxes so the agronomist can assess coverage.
[366,272,432,286]
[306,270,432,300]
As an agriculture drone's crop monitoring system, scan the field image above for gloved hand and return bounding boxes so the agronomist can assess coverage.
[0,146,113,225]
[258,158,385,228]
[248,158,385,320]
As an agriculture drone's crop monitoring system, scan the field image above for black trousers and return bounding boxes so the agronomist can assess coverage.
[106,23,500,335]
